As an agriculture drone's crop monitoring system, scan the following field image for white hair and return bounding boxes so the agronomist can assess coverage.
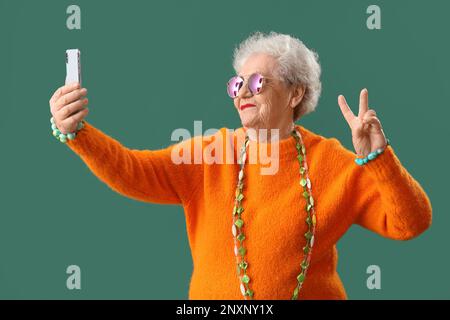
[232,31,322,121]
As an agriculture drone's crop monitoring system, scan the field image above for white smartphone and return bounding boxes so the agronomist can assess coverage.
[65,49,82,86]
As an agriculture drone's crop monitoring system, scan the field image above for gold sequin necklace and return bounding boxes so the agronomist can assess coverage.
[232,128,317,300]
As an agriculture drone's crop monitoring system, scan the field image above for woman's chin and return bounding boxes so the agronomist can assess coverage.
[240,118,257,128]
[239,112,258,128]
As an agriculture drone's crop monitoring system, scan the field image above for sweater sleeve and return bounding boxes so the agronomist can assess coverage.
[65,121,203,205]
[330,139,432,240]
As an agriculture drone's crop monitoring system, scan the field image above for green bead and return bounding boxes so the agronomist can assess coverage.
[368,152,377,160]
[76,121,84,130]
[50,117,55,124]
[306,217,312,226]
[293,286,299,296]
[237,233,245,242]
[235,219,244,228]
[303,246,310,254]
[306,204,312,212]
[300,178,307,187]
[52,129,59,137]
[241,274,250,284]
[59,134,67,143]
[246,289,254,298]
[233,205,244,216]
[299,167,306,174]
[67,133,75,140]
[239,261,248,270]
[301,261,309,270]
[237,193,244,201]
[51,123,57,130]
[238,246,246,256]
[297,273,305,283]
[297,154,303,162]
[305,231,313,240]
[303,191,309,198]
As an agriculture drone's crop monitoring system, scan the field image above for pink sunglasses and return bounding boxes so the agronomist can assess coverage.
[226,73,276,99]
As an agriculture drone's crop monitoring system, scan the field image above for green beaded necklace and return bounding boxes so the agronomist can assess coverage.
[232,128,316,300]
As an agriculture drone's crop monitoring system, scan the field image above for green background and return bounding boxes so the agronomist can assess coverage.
[0,0,448,299]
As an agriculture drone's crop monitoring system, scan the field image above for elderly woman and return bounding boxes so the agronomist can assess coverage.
[48,31,432,300]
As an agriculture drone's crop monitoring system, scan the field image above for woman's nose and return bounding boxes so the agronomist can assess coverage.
[238,82,252,99]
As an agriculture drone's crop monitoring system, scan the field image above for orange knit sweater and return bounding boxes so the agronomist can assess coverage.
[66,121,432,300]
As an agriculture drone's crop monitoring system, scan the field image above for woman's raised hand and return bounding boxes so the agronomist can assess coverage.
[338,88,388,157]
[49,82,89,134]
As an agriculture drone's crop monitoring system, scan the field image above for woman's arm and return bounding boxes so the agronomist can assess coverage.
[66,121,203,205]
[345,144,432,240]
[336,89,432,240]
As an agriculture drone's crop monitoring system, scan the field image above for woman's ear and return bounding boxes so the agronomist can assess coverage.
[290,84,306,109]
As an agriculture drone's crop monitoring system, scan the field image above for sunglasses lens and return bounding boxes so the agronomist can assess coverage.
[227,76,243,98]
[248,73,264,94]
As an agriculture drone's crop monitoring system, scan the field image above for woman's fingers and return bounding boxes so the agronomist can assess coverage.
[362,109,377,119]
[338,95,355,125]
[358,88,369,118]
[54,87,88,111]
[57,97,88,119]
[60,108,90,134]
[49,82,90,134]
[363,116,382,130]
[50,82,80,106]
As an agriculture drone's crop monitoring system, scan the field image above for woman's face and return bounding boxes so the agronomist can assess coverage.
[233,53,295,131]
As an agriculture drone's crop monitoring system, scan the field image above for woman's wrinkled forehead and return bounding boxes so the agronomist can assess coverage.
[238,69,271,79]
[237,53,279,79]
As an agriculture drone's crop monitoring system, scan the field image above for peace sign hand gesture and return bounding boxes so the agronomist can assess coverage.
[338,88,388,158]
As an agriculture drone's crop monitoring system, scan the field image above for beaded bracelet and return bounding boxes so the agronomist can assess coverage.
[355,138,391,166]
[50,116,85,143]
